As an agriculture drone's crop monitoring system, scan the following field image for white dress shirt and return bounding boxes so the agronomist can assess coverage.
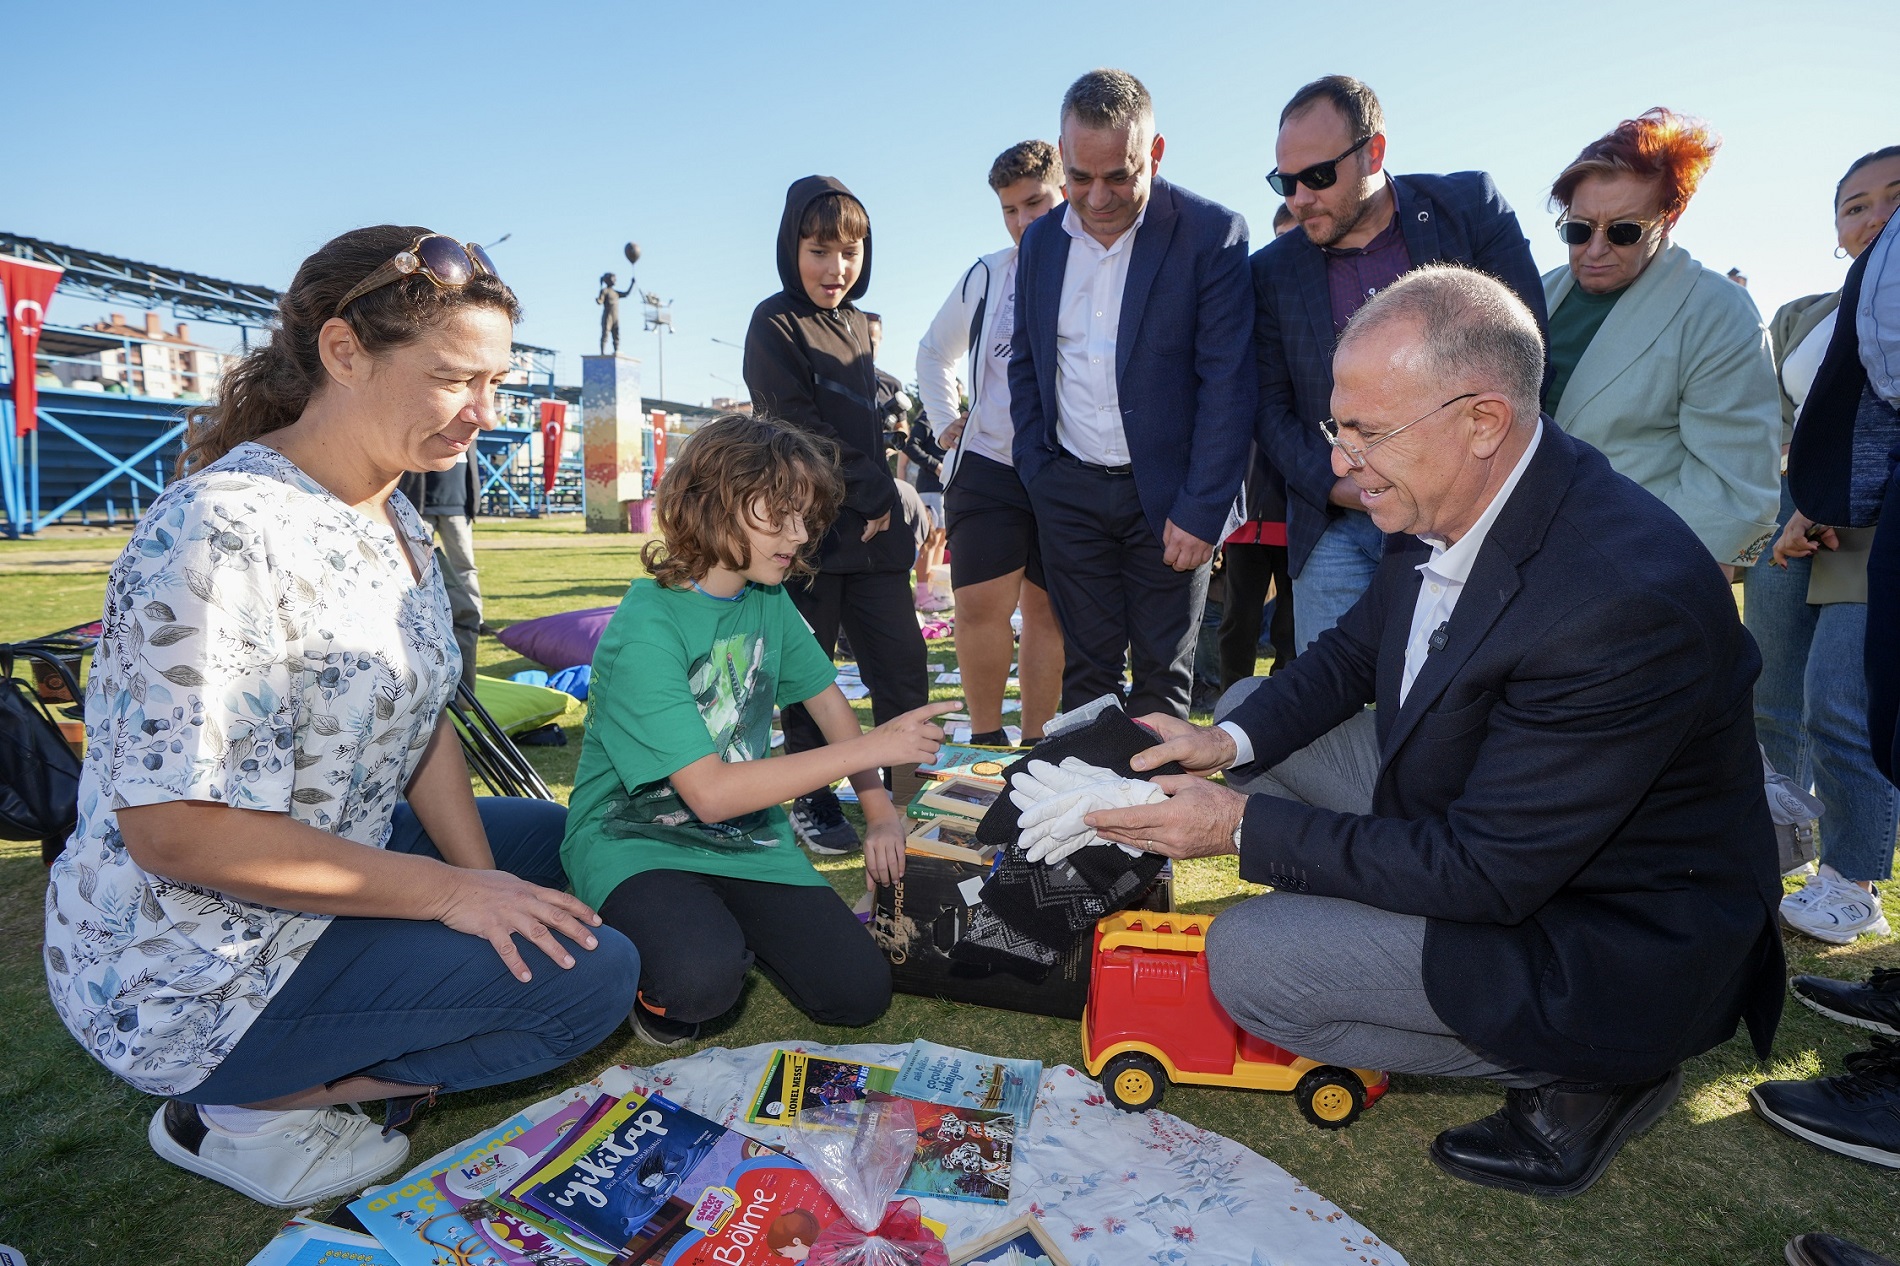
[1054,200,1147,465]
[1219,420,1544,764]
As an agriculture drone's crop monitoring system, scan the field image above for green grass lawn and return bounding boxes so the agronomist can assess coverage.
[2,518,1898,1265]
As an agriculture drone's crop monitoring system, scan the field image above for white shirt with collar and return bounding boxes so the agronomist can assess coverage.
[1054,200,1148,465]
[1218,419,1544,764]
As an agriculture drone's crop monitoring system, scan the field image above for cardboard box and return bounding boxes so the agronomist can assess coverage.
[870,852,1172,1021]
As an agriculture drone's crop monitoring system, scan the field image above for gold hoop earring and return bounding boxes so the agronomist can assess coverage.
[1836,246,1850,259]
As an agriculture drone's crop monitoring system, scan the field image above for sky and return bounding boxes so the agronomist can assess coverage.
[6,0,1899,408]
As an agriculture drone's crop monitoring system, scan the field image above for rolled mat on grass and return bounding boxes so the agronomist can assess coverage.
[469,674,571,736]
[495,606,616,670]
[357,1041,1406,1266]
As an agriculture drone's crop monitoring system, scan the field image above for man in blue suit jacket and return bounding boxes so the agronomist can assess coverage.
[1085,267,1781,1197]
[1253,75,1547,652]
[1011,69,1256,719]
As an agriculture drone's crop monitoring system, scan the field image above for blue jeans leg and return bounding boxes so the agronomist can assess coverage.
[1742,484,1817,786]
[182,797,640,1104]
[1292,511,1384,653]
[1807,601,1900,881]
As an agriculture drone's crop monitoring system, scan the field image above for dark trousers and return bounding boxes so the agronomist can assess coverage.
[598,869,891,1027]
[1218,541,1296,692]
[1027,454,1210,720]
[185,799,639,1104]
[780,569,929,755]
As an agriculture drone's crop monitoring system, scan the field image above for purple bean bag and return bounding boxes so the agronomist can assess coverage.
[494,606,616,671]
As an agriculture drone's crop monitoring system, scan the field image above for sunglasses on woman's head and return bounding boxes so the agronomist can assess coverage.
[1556,216,1662,248]
[334,234,501,317]
[1266,135,1372,196]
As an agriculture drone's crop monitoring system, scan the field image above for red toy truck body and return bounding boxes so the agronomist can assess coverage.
[1081,911,1388,1127]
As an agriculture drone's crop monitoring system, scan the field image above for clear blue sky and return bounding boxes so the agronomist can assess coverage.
[6,0,1897,407]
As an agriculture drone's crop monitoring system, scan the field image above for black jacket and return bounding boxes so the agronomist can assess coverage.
[1225,425,1783,1083]
[396,459,478,521]
[743,175,910,573]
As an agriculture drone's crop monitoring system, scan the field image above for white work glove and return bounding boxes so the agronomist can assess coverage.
[1009,758,1165,865]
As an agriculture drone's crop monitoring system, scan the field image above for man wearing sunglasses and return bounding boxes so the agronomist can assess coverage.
[1085,266,1782,1199]
[1251,75,1547,656]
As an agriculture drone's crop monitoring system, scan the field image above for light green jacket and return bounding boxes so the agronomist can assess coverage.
[1544,243,1782,566]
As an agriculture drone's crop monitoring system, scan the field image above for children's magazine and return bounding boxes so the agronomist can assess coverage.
[744,1050,900,1127]
[349,1113,533,1266]
[892,1040,1041,1125]
[888,1096,1014,1206]
[432,1093,615,1266]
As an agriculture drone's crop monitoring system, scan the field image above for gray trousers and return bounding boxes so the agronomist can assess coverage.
[427,513,482,690]
[1207,684,1551,1086]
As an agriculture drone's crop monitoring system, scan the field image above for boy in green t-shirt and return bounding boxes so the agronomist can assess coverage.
[563,414,955,1046]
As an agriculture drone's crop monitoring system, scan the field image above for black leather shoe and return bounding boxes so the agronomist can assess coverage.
[1751,1037,1900,1167]
[1793,970,1900,1037]
[1787,1233,1900,1266]
[1429,1067,1683,1197]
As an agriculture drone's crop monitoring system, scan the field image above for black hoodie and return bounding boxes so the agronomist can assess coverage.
[743,175,911,573]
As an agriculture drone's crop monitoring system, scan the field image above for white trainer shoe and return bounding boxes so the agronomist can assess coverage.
[1781,871,1891,945]
[149,1099,410,1207]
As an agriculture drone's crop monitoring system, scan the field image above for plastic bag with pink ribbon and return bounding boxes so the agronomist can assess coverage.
[778,1097,950,1266]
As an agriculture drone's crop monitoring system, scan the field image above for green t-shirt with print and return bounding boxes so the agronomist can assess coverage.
[562,578,839,910]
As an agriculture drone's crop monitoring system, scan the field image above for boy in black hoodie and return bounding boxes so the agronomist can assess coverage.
[744,176,930,855]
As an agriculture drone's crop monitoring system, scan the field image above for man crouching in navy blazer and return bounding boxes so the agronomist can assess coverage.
[1086,264,1784,1198]
[1010,68,1255,720]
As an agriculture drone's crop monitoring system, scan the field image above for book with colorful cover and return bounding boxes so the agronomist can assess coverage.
[508,1093,761,1262]
[917,744,1020,785]
[892,1040,1041,1125]
[245,1218,399,1266]
[744,1050,900,1127]
[433,1093,615,1266]
[885,1095,1014,1206]
[650,1149,855,1266]
[349,1112,533,1266]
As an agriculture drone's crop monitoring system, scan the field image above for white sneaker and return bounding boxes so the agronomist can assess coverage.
[1781,872,1891,945]
[149,1100,410,1208]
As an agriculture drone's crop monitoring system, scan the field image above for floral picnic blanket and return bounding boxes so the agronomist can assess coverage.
[400,1041,1406,1266]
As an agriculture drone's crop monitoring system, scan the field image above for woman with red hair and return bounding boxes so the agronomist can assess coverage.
[1541,108,1780,577]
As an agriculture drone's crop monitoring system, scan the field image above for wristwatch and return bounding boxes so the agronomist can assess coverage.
[1230,810,1245,854]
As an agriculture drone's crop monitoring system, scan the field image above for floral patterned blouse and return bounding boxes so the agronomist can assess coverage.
[43,442,460,1096]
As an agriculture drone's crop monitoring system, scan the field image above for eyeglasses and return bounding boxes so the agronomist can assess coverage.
[333,234,501,316]
[1555,215,1664,248]
[1320,393,1478,469]
[1267,136,1372,196]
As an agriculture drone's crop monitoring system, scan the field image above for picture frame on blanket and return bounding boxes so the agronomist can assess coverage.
[949,1213,1074,1266]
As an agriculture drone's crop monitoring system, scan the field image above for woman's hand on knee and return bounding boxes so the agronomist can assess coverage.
[433,869,604,983]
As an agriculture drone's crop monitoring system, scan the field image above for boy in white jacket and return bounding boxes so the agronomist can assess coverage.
[917,141,1068,745]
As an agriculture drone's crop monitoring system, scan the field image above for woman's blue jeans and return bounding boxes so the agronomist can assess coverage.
[182,797,639,1105]
[1743,482,1900,881]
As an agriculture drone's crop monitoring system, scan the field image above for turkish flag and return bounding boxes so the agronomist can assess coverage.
[538,399,567,494]
[0,255,63,436]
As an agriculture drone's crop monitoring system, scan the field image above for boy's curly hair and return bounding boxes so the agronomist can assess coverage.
[642,413,844,590]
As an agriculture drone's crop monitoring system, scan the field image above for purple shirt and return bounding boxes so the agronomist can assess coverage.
[1324,186,1413,336]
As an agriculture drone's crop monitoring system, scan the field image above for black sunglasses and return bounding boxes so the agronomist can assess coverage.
[1267,136,1372,196]
[1555,216,1663,248]
[334,234,501,316]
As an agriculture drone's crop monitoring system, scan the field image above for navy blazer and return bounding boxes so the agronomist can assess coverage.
[1224,425,1783,1083]
[1252,172,1550,574]
[1009,178,1256,545]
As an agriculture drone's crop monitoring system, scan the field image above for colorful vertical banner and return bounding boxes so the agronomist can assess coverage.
[0,255,64,436]
[538,398,567,495]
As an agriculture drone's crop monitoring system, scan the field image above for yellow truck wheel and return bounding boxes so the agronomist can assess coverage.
[1101,1052,1167,1113]
[1295,1066,1366,1129]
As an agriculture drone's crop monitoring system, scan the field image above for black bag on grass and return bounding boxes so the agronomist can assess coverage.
[0,643,84,857]
[949,704,1176,979]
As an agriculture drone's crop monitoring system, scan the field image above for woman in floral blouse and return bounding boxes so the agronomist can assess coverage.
[42,226,639,1208]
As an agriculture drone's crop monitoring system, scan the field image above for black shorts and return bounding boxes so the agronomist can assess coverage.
[945,451,1044,589]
